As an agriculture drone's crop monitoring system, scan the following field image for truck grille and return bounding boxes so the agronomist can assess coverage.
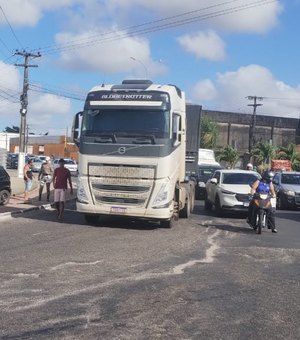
[88,164,155,206]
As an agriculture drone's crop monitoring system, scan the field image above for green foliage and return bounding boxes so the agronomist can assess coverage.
[252,141,275,167]
[3,125,19,133]
[216,145,239,169]
[276,143,300,171]
[200,117,218,149]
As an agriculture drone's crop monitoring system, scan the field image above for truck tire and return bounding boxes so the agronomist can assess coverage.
[84,214,99,225]
[190,191,195,213]
[160,217,176,228]
[0,189,11,206]
[179,196,190,218]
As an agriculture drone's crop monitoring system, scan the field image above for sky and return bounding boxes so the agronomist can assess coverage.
[0,0,299,136]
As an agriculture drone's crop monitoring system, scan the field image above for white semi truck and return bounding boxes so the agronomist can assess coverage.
[72,79,201,227]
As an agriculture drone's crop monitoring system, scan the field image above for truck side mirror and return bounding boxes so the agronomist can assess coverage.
[72,111,83,146]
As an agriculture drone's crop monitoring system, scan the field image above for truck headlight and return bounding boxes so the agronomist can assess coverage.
[77,177,89,204]
[152,180,170,208]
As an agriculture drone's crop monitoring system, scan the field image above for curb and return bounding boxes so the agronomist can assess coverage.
[0,198,77,221]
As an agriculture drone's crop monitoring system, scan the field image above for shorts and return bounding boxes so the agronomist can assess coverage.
[54,189,66,202]
[24,180,33,192]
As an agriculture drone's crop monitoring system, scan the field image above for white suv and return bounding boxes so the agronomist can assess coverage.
[205,169,260,216]
[53,158,78,175]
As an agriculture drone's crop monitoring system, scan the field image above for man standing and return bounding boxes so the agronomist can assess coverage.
[53,158,73,220]
[38,156,54,201]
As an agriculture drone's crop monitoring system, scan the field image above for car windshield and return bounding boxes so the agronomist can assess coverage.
[64,160,76,165]
[281,174,300,185]
[222,173,258,185]
[199,168,220,176]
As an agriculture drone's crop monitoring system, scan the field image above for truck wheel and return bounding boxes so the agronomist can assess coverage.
[215,196,223,217]
[160,217,176,228]
[190,192,195,213]
[84,214,99,225]
[179,196,191,218]
[0,189,11,206]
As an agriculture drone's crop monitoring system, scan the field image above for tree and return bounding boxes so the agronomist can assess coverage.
[200,117,218,149]
[252,141,275,169]
[3,125,19,133]
[216,145,239,169]
[276,143,300,171]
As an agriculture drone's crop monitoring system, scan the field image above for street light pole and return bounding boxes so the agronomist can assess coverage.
[15,50,41,177]
[130,56,148,78]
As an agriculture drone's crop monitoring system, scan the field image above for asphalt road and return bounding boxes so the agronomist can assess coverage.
[0,202,299,340]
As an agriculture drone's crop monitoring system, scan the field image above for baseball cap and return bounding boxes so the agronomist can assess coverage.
[45,156,51,161]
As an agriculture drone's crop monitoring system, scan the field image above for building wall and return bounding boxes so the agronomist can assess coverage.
[203,110,299,153]
[10,135,79,161]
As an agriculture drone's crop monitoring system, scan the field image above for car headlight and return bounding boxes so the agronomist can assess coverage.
[284,189,295,197]
[152,180,170,208]
[221,189,235,195]
[77,177,89,203]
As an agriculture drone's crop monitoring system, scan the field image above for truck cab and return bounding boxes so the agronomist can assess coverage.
[72,80,196,227]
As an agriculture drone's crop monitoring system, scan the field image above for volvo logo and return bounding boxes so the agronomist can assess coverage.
[118,146,126,154]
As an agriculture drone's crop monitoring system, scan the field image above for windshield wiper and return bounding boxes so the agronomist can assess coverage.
[131,134,156,145]
[94,134,117,143]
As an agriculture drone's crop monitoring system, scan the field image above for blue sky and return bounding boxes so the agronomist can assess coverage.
[0,0,299,135]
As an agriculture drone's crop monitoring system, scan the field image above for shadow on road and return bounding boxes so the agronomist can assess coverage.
[10,202,162,231]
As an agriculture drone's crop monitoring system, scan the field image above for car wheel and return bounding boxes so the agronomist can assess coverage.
[0,189,11,206]
[215,196,223,216]
[204,198,212,210]
[276,194,285,210]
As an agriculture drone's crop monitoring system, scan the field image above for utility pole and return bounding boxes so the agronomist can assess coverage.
[247,95,264,154]
[14,50,41,177]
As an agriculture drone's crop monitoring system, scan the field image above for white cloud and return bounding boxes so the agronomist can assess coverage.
[191,64,300,118]
[0,0,282,33]
[0,0,83,27]
[28,92,71,132]
[106,0,282,33]
[177,30,226,61]
[192,79,217,101]
[55,28,167,77]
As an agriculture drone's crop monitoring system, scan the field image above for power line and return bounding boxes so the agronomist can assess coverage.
[0,4,23,49]
[31,0,277,56]
[29,83,85,101]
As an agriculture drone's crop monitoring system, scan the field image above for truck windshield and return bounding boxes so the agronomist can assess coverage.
[81,108,170,138]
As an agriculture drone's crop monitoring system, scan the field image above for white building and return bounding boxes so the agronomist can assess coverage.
[0,132,19,151]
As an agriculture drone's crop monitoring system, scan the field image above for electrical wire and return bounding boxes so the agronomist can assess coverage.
[0,4,23,49]
[31,0,277,56]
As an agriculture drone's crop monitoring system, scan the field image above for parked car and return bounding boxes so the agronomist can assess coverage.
[0,165,11,205]
[53,158,78,175]
[273,171,300,210]
[6,153,18,169]
[205,169,260,216]
[31,157,44,172]
[195,164,223,200]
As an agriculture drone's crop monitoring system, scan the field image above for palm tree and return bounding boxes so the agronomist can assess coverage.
[276,143,300,171]
[217,145,239,169]
[200,117,218,149]
[252,141,275,169]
